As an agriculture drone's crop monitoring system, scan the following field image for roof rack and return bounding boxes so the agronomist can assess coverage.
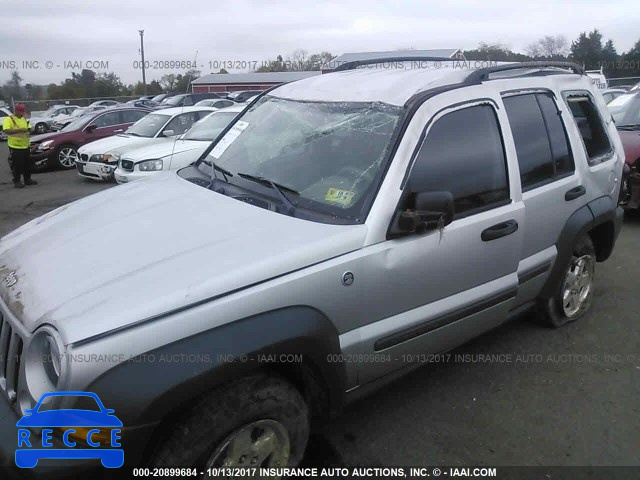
[465,61,584,83]
[333,56,457,72]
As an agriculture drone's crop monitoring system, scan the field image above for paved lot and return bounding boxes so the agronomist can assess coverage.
[1,143,639,469]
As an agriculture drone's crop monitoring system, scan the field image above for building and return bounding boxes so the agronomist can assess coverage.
[321,49,466,72]
[191,71,321,93]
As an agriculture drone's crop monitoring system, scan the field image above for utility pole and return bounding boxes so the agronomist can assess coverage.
[139,30,147,95]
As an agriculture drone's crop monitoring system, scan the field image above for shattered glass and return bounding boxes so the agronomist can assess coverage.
[213,96,402,213]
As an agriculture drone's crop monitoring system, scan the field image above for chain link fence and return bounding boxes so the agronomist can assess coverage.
[10,95,143,114]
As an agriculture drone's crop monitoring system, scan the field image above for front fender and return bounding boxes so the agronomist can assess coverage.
[85,306,346,426]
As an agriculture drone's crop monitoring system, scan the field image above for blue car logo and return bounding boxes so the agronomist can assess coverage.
[15,391,124,468]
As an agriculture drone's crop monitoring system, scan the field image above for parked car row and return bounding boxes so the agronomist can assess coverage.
[76,106,221,180]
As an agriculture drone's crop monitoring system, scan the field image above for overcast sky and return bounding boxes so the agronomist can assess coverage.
[1,0,639,86]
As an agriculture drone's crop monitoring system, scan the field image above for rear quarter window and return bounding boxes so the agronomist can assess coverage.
[562,91,613,165]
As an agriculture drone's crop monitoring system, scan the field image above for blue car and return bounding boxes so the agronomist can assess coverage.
[15,391,124,468]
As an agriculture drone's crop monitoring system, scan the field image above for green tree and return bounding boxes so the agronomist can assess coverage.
[570,30,604,70]
[256,55,287,72]
[463,42,530,62]
[621,37,640,77]
[4,70,23,99]
[174,69,200,92]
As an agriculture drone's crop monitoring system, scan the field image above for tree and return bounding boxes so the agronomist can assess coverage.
[463,42,530,62]
[622,37,640,76]
[256,55,287,72]
[570,30,604,70]
[218,68,229,74]
[526,35,569,58]
[4,70,23,99]
[174,69,201,93]
[161,74,177,92]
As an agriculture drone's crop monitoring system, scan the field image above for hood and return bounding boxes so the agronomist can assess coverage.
[0,173,366,344]
[122,139,204,161]
[618,130,640,165]
[79,135,158,155]
[30,130,75,143]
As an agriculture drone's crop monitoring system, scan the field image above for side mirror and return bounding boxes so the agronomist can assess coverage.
[86,124,97,133]
[391,191,455,235]
[162,129,175,137]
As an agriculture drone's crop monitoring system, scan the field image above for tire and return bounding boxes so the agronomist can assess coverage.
[537,235,596,328]
[34,122,47,134]
[56,144,79,169]
[150,374,309,471]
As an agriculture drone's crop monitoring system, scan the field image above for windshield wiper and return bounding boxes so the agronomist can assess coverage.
[201,159,233,182]
[237,173,299,214]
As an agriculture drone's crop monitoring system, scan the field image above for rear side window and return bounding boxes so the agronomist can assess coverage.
[409,104,509,217]
[503,93,574,190]
[564,92,612,164]
[91,111,121,128]
[121,110,147,123]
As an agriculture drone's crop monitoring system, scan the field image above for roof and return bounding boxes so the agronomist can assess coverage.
[150,106,218,115]
[270,60,584,107]
[193,71,321,85]
[324,49,463,70]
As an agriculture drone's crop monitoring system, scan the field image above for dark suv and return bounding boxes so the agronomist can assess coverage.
[29,107,151,170]
[155,93,221,109]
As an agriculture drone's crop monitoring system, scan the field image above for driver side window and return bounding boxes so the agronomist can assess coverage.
[409,104,509,218]
[164,112,199,135]
[90,111,121,128]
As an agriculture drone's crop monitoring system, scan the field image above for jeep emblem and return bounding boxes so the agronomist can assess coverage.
[4,271,17,288]
[341,271,354,286]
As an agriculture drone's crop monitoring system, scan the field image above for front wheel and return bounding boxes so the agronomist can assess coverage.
[56,145,79,169]
[34,122,47,134]
[150,374,309,473]
[537,235,596,328]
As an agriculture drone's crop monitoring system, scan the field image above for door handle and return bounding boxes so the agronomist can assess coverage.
[481,220,518,241]
[113,129,124,133]
[565,185,586,201]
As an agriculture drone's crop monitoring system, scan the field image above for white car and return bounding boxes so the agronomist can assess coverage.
[0,107,12,141]
[114,105,244,184]
[194,99,235,109]
[76,106,218,181]
[29,105,80,134]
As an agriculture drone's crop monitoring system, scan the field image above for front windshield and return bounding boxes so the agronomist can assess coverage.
[208,96,401,220]
[608,94,640,126]
[164,95,185,106]
[62,115,90,132]
[70,108,85,118]
[126,113,170,137]
[183,112,237,141]
[152,94,165,102]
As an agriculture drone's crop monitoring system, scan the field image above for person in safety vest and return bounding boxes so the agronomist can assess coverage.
[3,103,37,188]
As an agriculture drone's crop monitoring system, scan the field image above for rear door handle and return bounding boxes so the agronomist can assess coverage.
[113,129,124,133]
[481,220,518,241]
[565,185,586,201]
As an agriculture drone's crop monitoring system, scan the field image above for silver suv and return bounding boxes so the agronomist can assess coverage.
[0,59,625,473]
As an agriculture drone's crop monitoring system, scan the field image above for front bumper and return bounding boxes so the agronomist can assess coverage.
[0,395,158,478]
[113,169,159,184]
[76,160,116,182]
[29,149,54,170]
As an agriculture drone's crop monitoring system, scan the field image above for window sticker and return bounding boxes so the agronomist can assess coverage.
[210,120,249,158]
[325,188,355,207]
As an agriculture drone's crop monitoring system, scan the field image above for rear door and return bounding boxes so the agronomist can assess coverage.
[83,110,123,142]
[501,91,584,306]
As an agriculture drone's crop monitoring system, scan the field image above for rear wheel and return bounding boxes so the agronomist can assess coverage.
[56,144,78,169]
[538,235,596,327]
[150,374,309,474]
[34,122,47,134]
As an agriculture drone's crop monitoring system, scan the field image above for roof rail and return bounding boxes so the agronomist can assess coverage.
[332,56,456,72]
[465,61,584,83]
